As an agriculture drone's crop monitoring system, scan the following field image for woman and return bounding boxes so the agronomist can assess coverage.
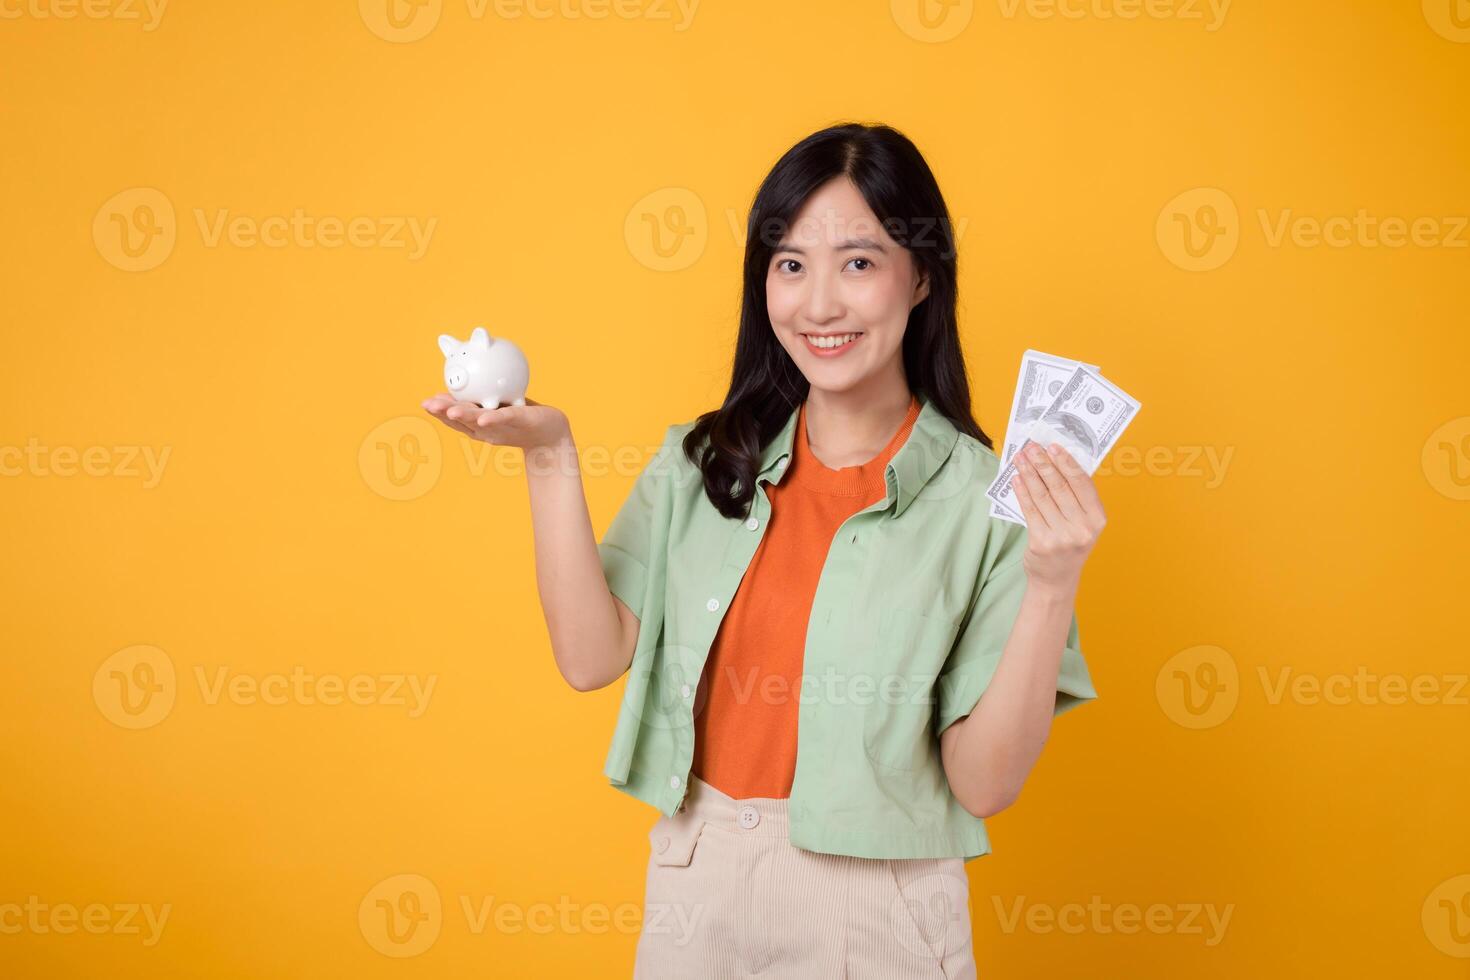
[422,122,1103,979]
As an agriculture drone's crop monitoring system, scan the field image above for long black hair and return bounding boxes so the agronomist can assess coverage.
[683,121,993,521]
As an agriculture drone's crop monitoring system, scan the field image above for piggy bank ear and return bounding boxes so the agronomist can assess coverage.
[468,326,491,350]
[438,334,460,356]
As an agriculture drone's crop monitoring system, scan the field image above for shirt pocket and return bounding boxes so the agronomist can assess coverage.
[861,607,957,772]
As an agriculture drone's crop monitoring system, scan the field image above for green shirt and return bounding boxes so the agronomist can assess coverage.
[597,389,1098,861]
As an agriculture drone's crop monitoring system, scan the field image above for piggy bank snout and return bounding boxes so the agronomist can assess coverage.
[445,352,477,391]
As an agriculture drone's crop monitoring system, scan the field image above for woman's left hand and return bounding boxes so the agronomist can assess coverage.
[1011,441,1107,595]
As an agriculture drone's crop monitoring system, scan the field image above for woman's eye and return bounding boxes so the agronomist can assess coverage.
[776,258,802,274]
[847,257,873,272]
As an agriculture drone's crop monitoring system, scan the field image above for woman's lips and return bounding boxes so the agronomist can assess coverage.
[801,332,863,357]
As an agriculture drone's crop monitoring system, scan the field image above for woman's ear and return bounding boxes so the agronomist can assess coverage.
[912,268,930,308]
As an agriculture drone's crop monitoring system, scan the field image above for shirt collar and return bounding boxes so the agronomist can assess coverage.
[756,390,961,517]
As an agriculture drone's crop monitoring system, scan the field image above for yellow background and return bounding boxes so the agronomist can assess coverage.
[2,0,1468,976]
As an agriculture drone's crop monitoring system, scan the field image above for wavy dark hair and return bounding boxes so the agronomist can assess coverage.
[682,121,993,521]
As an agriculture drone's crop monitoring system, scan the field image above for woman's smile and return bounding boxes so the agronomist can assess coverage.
[800,330,864,356]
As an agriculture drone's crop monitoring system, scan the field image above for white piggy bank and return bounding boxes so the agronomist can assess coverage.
[437,327,530,408]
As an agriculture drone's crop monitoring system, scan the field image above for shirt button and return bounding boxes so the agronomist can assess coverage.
[776,457,788,469]
[706,597,720,612]
[680,683,692,699]
[745,517,759,531]
[737,805,760,829]
[656,836,670,854]
[670,775,682,789]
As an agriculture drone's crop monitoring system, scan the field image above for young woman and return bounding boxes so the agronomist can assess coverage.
[422,122,1103,979]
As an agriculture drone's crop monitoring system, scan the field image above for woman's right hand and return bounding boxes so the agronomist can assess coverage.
[421,394,571,452]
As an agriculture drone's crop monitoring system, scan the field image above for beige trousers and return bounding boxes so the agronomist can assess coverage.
[633,775,977,979]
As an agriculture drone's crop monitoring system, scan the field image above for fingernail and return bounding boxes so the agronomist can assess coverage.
[1047,443,1061,456]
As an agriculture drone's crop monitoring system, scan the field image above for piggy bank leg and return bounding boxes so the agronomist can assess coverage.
[512,397,526,406]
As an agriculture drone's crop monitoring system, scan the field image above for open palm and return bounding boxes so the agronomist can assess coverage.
[421,393,569,451]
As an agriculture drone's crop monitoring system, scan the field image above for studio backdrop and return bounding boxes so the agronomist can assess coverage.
[1,1,1466,977]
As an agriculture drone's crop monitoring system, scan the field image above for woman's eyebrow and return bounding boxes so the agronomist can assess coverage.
[773,237,889,254]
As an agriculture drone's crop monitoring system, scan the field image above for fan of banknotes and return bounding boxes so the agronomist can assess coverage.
[985,350,1142,526]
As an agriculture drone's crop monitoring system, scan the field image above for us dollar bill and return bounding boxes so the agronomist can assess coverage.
[986,364,1140,525]
[989,350,1102,521]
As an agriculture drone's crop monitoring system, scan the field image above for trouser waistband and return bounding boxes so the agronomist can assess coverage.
[678,774,790,838]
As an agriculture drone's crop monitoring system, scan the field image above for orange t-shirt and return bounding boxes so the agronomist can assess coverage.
[689,393,923,800]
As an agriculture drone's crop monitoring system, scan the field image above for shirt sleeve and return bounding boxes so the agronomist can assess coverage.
[597,424,677,617]
[934,529,1099,734]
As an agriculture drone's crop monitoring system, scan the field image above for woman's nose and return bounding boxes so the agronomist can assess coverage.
[802,272,843,323]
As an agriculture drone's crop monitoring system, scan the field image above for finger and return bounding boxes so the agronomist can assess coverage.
[429,415,475,438]
[432,399,482,436]
[1010,463,1048,531]
[422,393,456,413]
[1048,445,1104,520]
[1017,452,1065,528]
[1026,444,1085,523]
[421,397,459,420]
[466,403,529,431]
[475,405,513,427]
[426,410,475,437]
[443,399,487,423]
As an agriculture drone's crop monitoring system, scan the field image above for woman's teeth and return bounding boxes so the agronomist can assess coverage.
[805,332,861,349]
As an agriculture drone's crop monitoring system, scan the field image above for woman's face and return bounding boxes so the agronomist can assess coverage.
[765,176,929,393]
